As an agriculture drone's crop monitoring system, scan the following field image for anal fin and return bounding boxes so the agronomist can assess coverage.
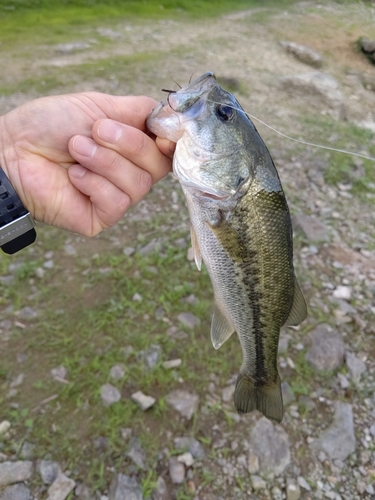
[285,276,307,326]
[210,305,235,350]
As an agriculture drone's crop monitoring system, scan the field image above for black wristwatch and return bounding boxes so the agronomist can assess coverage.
[0,168,36,254]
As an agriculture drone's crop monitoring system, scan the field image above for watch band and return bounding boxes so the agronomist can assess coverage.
[0,168,36,254]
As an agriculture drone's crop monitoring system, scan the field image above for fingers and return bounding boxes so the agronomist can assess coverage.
[93,119,172,183]
[69,134,156,206]
[68,163,131,233]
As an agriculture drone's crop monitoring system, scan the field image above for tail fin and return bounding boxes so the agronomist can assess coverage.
[234,373,283,423]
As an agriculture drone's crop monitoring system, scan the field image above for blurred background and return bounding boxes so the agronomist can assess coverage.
[0,1,375,499]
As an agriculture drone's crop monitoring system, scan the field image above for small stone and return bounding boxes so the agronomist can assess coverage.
[123,246,135,256]
[0,484,31,500]
[50,366,68,381]
[93,436,109,451]
[35,267,45,279]
[177,452,194,467]
[108,474,143,500]
[138,239,161,256]
[120,428,132,440]
[286,481,301,500]
[10,373,24,388]
[100,384,121,407]
[74,483,91,499]
[311,402,356,460]
[251,475,267,490]
[163,359,182,369]
[132,293,143,302]
[152,476,169,500]
[177,312,201,329]
[332,286,352,300]
[44,260,54,269]
[0,461,33,487]
[0,422,11,435]
[280,40,323,67]
[169,458,185,484]
[166,390,199,420]
[125,437,146,470]
[63,244,76,256]
[131,391,156,411]
[292,214,329,242]
[19,307,37,319]
[337,373,349,389]
[19,442,35,460]
[47,473,76,500]
[248,454,260,474]
[109,364,125,380]
[249,417,291,476]
[345,352,366,382]
[38,460,61,485]
[297,476,311,491]
[305,324,344,371]
[281,381,296,406]
[174,437,205,459]
[142,344,162,369]
[222,384,235,403]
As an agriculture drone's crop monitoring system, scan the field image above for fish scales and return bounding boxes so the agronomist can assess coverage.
[147,72,307,422]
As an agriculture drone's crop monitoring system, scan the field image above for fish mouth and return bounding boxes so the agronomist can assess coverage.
[167,72,217,113]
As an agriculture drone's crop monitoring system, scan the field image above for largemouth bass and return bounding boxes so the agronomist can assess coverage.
[147,72,307,423]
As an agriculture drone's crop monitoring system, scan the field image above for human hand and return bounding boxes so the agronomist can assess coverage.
[0,92,173,236]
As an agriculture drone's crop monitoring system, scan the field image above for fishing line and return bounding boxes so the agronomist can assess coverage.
[205,99,375,162]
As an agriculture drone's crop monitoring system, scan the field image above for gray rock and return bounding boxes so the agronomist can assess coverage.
[279,72,344,116]
[142,344,162,369]
[311,402,356,461]
[125,437,146,470]
[0,484,31,500]
[360,38,375,54]
[130,391,156,411]
[47,472,76,500]
[222,384,235,403]
[63,244,76,256]
[177,312,201,329]
[286,480,301,500]
[0,461,33,487]
[50,366,68,381]
[0,421,10,435]
[292,215,329,242]
[297,476,311,491]
[151,476,169,500]
[305,324,344,371]
[109,473,143,500]
[251,475,267,490]
[280,41,323,67]
[249,417,290,476]
[162,359,182,369]
[138,239,162,256]
[248,454,260,474]
[100,384,121,407]
[19,442,35,460]
[55,42,91,54]
[166,390,199,420]
[281,381,296,406]
[174,437,205,459]
[37,460,60,484]
[74,483,92,499]
[19,307,37,319]
[109,364,125,380]
[346,352,366,382]
[169,458,185,484]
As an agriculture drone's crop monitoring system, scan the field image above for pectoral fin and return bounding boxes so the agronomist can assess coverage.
[190,225,202,271]
[211,305,235,349]
[285,276,307,326]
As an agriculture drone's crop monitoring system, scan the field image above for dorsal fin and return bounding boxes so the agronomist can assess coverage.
[285,276,307,326]
[210,304,235,349]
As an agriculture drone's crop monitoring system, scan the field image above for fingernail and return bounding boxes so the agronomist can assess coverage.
[69,164,87,178]
[97,120,122,143]
[73,136,97,157]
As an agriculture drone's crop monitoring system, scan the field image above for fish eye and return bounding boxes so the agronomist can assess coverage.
[217,104,235,122]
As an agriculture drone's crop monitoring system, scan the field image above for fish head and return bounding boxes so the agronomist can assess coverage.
[148,72,264,201]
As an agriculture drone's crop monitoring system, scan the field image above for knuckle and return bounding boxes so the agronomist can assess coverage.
[127,132,149,157]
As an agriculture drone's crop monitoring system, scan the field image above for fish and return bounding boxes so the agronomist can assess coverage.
[147,72,307,423]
